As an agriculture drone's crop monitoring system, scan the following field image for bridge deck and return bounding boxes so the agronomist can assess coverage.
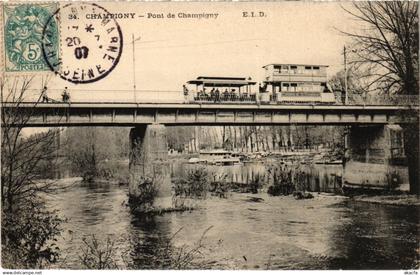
[2,102,418,127]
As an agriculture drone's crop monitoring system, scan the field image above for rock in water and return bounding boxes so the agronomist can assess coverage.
[245,196,264,203]
[293,191,314,200]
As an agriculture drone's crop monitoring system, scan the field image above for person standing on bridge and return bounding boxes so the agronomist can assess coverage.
[183,85,190,102]
[210,88,215,101]
[183,85,188,96]
[215,88,220,102]
[62,87,70,103]
[41,86,49,103]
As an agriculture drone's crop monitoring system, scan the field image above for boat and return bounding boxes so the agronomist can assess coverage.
[196,149,242,166]
[188,157,205,164]
[314,159,343,165]
[325,159,343,165]
[213,156,241,166]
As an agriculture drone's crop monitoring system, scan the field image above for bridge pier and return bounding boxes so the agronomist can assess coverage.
[343,125,408,193]
[128,124,172,210]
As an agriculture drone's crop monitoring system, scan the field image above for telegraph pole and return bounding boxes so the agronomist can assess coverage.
[343,45,348,105]
[132,33,137,103]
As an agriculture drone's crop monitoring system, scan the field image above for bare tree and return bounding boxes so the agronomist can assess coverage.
[1,77,66,211]
[342,2,419,194]
[1,76,66,268]
[342,2,418,94]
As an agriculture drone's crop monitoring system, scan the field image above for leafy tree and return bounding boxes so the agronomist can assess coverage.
[329,68,371,104]
[63,127,129,182]
[167,126,195,152]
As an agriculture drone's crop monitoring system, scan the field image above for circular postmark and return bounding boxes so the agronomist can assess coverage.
[42,3,123,84]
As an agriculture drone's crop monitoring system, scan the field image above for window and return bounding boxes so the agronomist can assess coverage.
[290,65,297,74]
[313,84,321,91]
[297,66,303,74]
[281,65,289,73]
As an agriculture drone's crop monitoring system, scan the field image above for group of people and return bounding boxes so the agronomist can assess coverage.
[193,88,252,102]
[41,87,71,103]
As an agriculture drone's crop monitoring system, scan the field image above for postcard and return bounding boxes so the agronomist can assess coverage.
[1,1,418,273]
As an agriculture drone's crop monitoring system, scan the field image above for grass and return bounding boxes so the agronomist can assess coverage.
[77,226,216,269]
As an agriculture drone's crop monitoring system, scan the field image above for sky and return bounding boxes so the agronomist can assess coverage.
[3,1,357,101]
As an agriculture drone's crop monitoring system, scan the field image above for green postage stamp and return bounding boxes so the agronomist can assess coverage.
[3,3,60,72]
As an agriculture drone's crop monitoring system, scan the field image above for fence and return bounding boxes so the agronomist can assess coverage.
[346,94,419,106]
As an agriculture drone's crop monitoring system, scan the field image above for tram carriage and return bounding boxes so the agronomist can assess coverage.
[184,64,336,104]
[185,76,257,103]
[261,64,336,104]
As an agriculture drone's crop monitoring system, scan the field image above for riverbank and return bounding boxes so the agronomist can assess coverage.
[352,194,420,206]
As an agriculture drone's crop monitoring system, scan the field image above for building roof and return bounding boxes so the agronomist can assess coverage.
[262,63,329,68]
[187,76,256,87]
[200,149,231,154]
[196,76,247,81]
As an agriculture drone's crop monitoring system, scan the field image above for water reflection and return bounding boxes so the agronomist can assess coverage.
[126,215,174,269]
[171,161,342,193]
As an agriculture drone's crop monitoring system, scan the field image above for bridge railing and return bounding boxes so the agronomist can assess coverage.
[1,89,186,103]
[194,94,256,103]
[2,88,418,106]
[346,94,419,106]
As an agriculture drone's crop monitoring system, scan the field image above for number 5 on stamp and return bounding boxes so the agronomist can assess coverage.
[3,3,60,72]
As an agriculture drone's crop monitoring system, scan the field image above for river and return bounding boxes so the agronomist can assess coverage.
[46,161,419,269]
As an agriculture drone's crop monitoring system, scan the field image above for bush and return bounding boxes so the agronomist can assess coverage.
[97,161,129,184]
[208,174,230,198]
[122,226,214,269]
[249,173,264,194]
[1,203,62,269]
[173,167,209,200]
[267,165,295,196]
[79,235,118,269]
[78,227,216,270]
[267,165,312,196]
[129,177,159,211]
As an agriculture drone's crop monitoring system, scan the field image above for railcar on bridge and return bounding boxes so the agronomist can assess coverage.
[185,76,257,103]
[185,64,337,104]
[261,63,336,104]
